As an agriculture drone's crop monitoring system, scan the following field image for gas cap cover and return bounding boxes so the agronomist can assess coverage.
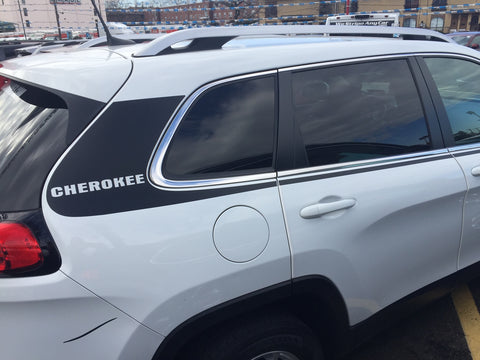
[213,206,270,263]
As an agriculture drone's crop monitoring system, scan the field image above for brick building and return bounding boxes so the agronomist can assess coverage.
[264,0,480,32]
[7,0,473,35]
[106,6,159,24]
[107,0,259,28]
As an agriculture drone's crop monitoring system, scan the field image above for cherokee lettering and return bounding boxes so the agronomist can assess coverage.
[125,175,135,186]
[89,181,101,192]
[113,177,125,187]
[77,183,88,193]
[64,184,77,196]
[101,179,113,189]
[50,173,146,198]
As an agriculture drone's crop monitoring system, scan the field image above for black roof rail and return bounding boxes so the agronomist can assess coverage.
[133,25,454,57]
[0,42,40,60]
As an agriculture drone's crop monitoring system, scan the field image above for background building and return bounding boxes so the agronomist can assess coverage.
[2,0,480,37]
[268,0,480,32]
[359,0,479,32]
[107,0,259,28]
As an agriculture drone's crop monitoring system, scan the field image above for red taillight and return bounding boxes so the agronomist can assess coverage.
[0,75,10,91]
[0,64,10,91]
[0,223,43,273]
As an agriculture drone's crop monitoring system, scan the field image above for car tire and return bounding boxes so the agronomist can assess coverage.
[191,312,324,360]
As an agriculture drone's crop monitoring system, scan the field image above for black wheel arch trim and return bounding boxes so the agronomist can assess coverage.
[150,261,480,360]
[151,276,349,360]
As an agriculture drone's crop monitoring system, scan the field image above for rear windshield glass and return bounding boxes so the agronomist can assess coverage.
[0,78,68,176]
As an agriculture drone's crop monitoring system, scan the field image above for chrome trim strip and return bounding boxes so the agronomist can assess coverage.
[448,143,480,154]
[278,149,449,179]
[149,50,475,190]
[149,70,277,190]
[418,52,480,63]
[279,54,416,72]
[279,52,480,73]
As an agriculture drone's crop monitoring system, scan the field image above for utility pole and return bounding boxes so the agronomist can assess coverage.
[16,0,27,38]
[52,0,62,40]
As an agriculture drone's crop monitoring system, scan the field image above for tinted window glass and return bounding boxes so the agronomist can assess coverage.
[472,36,480,46]
[424,57,480,145]
[292,60,430,167]
[451,35,471,46]
[163,76,276,180]
[0,76,105,211]
[0,79,68,176]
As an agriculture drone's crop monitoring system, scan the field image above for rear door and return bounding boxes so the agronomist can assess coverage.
[277,57,466,326]
[43,72,293,336]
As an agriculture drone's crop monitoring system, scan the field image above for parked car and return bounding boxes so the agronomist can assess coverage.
[447,31,480,49]
[1,25,479,360]
[13,39,86,56]
[77,33,164,48]
[10,34,160,58]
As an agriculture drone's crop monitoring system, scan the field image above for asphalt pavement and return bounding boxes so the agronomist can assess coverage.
[345,284,474,360]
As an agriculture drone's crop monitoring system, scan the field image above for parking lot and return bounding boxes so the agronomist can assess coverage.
[5,21,480,359]
[345,279,480,360]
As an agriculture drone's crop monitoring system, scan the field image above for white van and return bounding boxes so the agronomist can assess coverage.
[326,13,400,26]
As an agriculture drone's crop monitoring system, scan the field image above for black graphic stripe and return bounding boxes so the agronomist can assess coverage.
[47,96,276,217]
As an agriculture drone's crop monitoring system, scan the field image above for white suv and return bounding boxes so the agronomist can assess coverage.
[0,25,477,360]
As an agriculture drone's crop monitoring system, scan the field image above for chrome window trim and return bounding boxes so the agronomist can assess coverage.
[279,54,417,73]
[278,55,447,178]
[149,52,473,191]
[279,52,480,74]
[278,149,449,179]
[448,143,480,154]
[149,70,277,190]
[420,52,480,63]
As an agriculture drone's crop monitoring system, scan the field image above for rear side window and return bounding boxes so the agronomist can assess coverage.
[424,57,480,146]
[163,75,276,180]
[0,80,67,175]
[291,59,431,167]
[0,77,104,211]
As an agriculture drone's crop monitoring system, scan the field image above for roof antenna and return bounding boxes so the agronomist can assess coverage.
[90,0,135,46]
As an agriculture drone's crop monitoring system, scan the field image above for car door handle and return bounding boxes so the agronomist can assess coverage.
[300,198,357,219]
[472,166,480,176]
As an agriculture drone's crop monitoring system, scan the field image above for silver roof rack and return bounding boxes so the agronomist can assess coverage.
[133,25,454,57]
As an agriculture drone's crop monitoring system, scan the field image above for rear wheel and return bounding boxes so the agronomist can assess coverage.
[190,312,324,360]
[250,350,302,360]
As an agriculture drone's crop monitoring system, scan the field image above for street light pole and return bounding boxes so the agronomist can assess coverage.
[52,0,62,40]
[16,0,27,38]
